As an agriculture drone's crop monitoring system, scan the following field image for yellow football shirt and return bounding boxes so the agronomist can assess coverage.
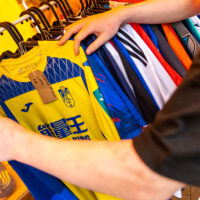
[0,40,122,200]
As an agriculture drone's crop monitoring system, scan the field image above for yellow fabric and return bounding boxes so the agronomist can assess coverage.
[0,106,6,117]
[0,40,122,200]
[0,0,36,54]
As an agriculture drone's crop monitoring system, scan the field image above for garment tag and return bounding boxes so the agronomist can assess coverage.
[29,70,57,104]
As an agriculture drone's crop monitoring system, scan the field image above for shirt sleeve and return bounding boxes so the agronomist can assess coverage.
[133,53,200,186]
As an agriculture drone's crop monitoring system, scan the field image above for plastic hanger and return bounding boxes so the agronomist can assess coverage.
[48,0,69,22]
[78,0,94,15]
[27,7,51,30]
[91,0,110,11]
[27,7,64,38]
[54,0,82,21]
[3,22,39,51]
[40,1,63,26]
[79,0,85,12]
[0,23,23,61]
[63,0,74,16]
[95,0,110,5]
[2,22,24,42]
[20,10,46,39]
[56,0,71,16]
[0,23,21,45]
[85,0,89,10]
[78,0,109,16]
[4,22,24,41]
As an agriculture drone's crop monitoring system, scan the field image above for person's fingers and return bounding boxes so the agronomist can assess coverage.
[74,26,94,55]
[86,33,109,55]
[58,22,85,46]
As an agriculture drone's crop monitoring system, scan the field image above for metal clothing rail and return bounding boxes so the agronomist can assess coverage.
[0,1,56,34]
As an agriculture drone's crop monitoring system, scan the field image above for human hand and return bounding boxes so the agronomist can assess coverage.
[0,117,25,162]
[58,7,126,55]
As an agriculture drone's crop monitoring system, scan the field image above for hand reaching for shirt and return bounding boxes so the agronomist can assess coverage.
[58,6,127,55]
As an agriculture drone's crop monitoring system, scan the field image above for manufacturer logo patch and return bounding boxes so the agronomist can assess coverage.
[21,102,33,112]
[58,86,75,108]
[182,34,196,54]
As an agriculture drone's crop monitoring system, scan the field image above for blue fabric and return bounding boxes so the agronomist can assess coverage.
[104,4,110,8]
[82,40,145,139]
[9,161,56,200]
[0,55,81,200]
[112,36,159,110]
[2,104,76,200]
[9,161,77,200]
[83,35,143,116]
[142,24,160,51]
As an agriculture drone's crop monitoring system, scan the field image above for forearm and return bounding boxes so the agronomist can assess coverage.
[13,129,183,200]
[117,0,200,24]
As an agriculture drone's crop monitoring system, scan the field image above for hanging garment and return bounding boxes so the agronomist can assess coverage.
[141,24,160,50]
[0,53,79,200]
[105,42,136,95]
[149,25,186,77]
[9,161,78,200]
[172,22,200,58]
[0,40,121,200]
[83,37,146,139]
[112,36,159,123]
[115,23,183,200]
[190,16,200,34]
[131,23,183,86]
[83,35,143,115]
[161,24,192,71]
[104,43,137,103]
[117,24,177,108]
[184,18,200,45]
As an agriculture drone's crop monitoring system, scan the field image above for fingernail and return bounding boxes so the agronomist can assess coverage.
[86,49,91,55]
[58,40,63,45]
[75,50,79,56]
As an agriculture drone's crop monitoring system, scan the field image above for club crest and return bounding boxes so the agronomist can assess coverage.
[58,86,75,108]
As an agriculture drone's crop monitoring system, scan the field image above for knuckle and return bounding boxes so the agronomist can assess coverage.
[74,35,80,42]
[86,23,93,30]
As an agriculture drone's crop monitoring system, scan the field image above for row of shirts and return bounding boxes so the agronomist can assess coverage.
[0,14,200,200]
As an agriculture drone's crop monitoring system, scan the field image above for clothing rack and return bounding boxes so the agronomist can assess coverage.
[0,1,56,34]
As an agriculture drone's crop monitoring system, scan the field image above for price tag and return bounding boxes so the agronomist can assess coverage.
[29,70,57,104]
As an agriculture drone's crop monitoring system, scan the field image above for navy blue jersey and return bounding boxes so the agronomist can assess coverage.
[82,39,146,139]
[83,35,143,115]
[111,36,159,123]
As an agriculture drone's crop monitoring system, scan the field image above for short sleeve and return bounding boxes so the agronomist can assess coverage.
[133,53,200,186]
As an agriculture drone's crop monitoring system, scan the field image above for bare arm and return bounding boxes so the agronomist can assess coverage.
[0,117,183,200]
[123,0,200,24]
[58,0,200,55]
